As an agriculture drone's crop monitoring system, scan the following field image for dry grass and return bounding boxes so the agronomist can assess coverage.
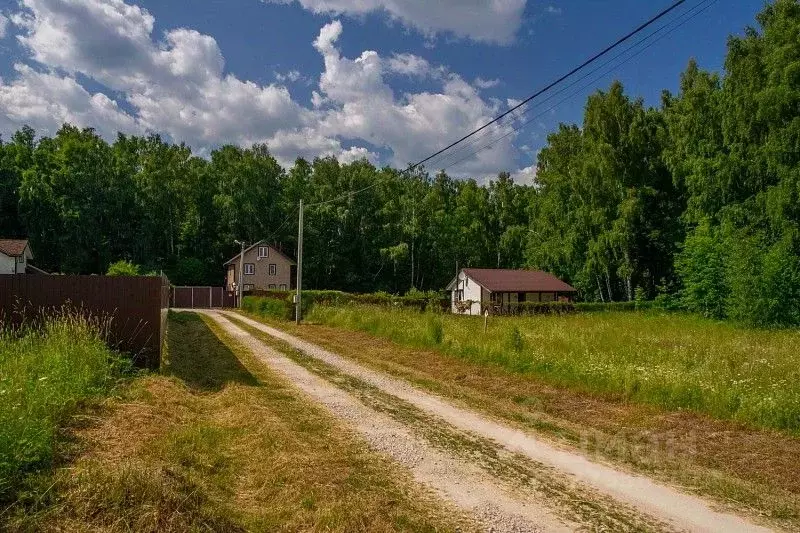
[240,311,800,529]
[3,311,468,532]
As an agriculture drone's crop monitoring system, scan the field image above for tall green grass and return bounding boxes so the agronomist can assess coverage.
[307,306,800,432]
[0,312,126,498]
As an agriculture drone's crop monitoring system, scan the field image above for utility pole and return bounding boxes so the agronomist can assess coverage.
[295,199,304,324]
[235,239,245,308]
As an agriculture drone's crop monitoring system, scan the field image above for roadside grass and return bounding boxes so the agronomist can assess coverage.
[306,306,800,433]
[238,309,800,529]
[226,314,669,532]
[0,311,128,501]
[3,311,468,532]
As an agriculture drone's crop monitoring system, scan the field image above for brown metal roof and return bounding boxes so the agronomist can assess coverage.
[0,239,29,257]
[462,268,576,293]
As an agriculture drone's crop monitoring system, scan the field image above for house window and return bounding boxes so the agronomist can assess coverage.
[268,284,276,289]
[243,284,254,291]
[244,263,255,275]
[279,284,287,290]
[454,290,463,301]
[258,246,269,258]
[269,264,277,276]
[16,256,24,264]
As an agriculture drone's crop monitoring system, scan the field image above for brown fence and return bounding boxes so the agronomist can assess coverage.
[0,274,170,369]
[171,286,236,309]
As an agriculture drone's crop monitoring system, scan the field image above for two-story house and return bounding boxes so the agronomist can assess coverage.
[225,240,296,292]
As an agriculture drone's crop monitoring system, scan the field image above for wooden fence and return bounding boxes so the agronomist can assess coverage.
[171,286,236,309]
[0,274,170,369]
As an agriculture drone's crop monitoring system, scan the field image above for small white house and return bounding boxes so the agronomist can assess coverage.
[446,268,577,315]
[0,239,33,274]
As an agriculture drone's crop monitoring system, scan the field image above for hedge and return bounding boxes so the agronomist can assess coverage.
[242,289,664,322]
[242,289,449,321]
[574,300,659,312]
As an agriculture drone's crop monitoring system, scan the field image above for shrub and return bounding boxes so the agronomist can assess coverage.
[726,230,800,327]
[675,220,730,319]
[106,260,141,277]
[574,301,637,312]
[242,295,293,320]
[243,289,449,321]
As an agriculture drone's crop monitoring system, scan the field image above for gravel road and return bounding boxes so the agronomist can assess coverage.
[206,311,571,532]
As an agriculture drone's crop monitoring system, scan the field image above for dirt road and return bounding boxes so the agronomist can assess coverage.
[201,310,774,533]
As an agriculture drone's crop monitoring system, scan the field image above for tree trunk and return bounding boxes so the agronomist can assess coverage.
[411,238,415,289]
[605,270,614,302]
[596,275,606,303]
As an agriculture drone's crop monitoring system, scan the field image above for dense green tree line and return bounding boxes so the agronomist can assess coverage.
[1,0,798,325]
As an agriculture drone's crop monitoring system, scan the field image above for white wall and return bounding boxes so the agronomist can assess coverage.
[451,271,484,315]
[0,253,15,274]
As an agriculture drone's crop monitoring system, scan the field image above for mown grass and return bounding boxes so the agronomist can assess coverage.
[306,306,800,432]
[3,311,468,532]
[0,311,127,500]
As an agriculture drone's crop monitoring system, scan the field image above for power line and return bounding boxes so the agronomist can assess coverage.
[409,0,689,172]
[258,205,299,244]
[426,0,716,171]
[437,0,720,173]
[305,0,696,208]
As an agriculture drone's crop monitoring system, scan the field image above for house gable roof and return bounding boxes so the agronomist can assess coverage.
[0,239,31,258]
[461,268,576,293]
[224,240,296,266]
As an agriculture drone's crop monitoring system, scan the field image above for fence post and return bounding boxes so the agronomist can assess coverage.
[209,286,212,308]
[191,287,194,309]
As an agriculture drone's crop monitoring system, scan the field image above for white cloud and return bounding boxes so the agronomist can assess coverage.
[339,145,379,164]
[11,0,311,153]
[275,69,302,83]
[386,53,433,77]
[0,14,9,38]
[0,63,139,138]
[310,20,517,174]
[264,0,527,44]
[0,0,522,177]
[474,77,500,89]
[511,164,537,186]
[545,5,562,15]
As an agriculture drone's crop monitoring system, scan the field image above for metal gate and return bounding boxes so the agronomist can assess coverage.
[171,286,236,309]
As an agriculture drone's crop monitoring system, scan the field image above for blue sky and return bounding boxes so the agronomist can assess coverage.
[0,0,764,181]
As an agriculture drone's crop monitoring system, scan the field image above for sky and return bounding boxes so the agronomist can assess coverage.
[0,0,764,182]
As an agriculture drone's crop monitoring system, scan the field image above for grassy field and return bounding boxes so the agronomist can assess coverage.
[306,306,800,432]
[0,312,125,499]
[4,311,466,532]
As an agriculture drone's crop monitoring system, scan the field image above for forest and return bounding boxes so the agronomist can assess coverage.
[0,0,798,326]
